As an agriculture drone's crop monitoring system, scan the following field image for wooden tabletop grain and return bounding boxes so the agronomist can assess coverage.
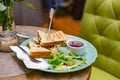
[0,25,91,80]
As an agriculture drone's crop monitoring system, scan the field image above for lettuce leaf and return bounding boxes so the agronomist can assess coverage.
[48,51,87,71]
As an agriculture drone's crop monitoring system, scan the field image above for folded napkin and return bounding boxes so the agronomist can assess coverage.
[10,46,50,70]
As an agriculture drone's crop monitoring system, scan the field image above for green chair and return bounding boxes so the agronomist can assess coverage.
[80,0,120,80]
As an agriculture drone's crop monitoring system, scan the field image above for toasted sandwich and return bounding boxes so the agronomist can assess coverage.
[37,30,68,47]
[28,41,51,58]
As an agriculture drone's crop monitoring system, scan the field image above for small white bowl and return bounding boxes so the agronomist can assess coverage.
[66,40,86,56]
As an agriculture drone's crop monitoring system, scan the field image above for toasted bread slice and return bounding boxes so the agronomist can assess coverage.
[37,30,68,47]
[28,41,51,58]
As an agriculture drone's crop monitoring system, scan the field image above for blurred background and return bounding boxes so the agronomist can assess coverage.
[13,0,86,36]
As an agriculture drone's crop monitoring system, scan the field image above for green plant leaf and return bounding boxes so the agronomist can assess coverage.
[15,0,36,10]
[21,1,36,10]
[15,0,24,2]
[0,11,4,24]
[0,3,7,11]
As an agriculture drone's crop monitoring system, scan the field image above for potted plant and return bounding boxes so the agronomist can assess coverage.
[0,0,35,52]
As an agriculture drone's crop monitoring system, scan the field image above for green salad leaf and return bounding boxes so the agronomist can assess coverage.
[48,51,87,71]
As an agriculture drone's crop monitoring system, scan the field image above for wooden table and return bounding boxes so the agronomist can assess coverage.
[0,25,91,80]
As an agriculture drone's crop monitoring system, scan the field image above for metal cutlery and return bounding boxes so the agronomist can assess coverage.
[17,33,30,39]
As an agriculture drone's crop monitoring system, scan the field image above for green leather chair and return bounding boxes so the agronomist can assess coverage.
[80,0,120,80]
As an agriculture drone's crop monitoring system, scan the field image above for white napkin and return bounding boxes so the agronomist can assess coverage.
[10,46,50,70]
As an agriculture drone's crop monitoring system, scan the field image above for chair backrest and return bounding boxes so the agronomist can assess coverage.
[80,0,120,78]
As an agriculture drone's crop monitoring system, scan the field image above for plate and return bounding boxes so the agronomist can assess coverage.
[21,35,97,73]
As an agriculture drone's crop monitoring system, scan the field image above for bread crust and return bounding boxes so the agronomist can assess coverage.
[28,41,51,58]
[37,30,68,47]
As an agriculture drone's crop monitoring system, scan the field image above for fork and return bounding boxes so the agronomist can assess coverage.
[17,45,41,63]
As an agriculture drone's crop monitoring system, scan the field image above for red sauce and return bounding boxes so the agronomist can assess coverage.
[70,44,82,47]
[69,41,84,47]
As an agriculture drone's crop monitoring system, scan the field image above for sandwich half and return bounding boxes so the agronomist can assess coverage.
[37,30,68,47]
[28,41,51,58]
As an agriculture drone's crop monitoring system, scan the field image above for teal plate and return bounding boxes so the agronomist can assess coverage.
[21,35,97,73]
